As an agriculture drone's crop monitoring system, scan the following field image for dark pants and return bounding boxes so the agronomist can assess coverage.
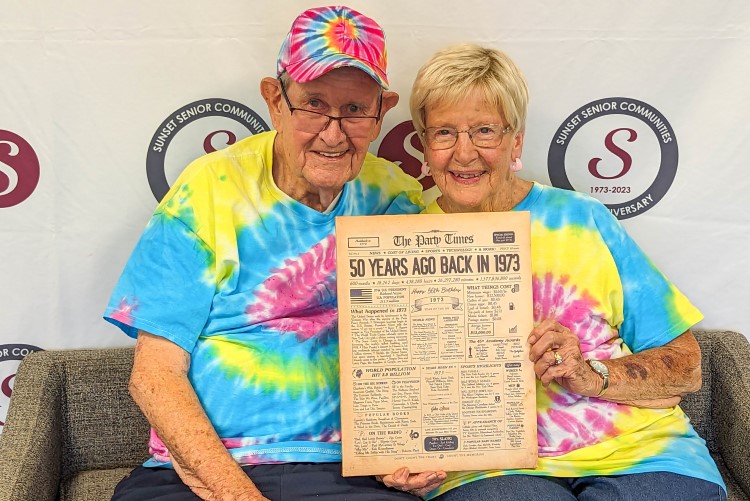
[435,472,726,501]
[112,462,418,501]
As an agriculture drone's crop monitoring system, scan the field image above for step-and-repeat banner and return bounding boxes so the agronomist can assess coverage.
[2,1,748,426]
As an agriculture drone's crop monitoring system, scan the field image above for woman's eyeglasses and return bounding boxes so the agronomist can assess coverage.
[423,124,512,150]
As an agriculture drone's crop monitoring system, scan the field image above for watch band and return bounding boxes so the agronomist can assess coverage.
[588,359,609,396]
[597,368,609,396]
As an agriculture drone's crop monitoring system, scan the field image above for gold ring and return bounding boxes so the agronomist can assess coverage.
[553,351,563,365]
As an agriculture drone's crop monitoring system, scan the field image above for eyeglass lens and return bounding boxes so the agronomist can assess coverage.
[425,125,510,150]
[278,78,381,138]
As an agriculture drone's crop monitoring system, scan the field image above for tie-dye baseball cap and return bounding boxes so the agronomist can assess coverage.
[277,6,389,88]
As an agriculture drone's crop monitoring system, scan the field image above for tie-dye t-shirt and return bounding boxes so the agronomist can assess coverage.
[423,183,724,498]
[103,130,423,467]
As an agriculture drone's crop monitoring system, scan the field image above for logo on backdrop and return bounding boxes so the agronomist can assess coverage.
[547,97,678,219]
[378,120,434,190]
[0,130,41,208]
[146,99,271,201]
[0,344,43,427]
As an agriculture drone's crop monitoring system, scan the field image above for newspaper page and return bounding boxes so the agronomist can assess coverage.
[336,211,537,476]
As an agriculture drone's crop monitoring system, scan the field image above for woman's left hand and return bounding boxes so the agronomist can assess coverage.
[527,317,602,397]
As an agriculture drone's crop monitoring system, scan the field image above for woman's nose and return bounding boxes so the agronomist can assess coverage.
[453,131,478,162]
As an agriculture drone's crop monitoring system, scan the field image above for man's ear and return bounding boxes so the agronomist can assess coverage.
[260,77,284,130]
[370,90,400,139]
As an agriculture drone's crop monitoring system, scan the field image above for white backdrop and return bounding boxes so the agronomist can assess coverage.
[2,1,749,425]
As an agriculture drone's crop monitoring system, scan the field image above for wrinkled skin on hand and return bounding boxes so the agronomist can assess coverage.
[527,317,603,397]
[376,467,447,498]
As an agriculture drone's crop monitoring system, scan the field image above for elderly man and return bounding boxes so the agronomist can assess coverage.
[104,6,425,500]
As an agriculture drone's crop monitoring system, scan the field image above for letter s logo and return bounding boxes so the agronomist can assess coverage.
[401,131,423,168]
[1,374,14,399]
[588,127,637,180]
[377,121,433,190]
[203,130,237,154]
[0,131,40,208]
[0,141,19,196]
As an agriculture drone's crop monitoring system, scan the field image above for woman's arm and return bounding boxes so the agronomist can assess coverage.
[529,318,701,407]
[129,331,270,501]
[598,330,700,407]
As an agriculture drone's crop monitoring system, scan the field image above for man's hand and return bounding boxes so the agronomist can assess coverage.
[376,467,447,497]
[172,459,270,501]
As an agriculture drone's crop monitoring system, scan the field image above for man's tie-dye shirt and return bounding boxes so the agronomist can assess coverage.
[104,131,423,467]
[423,183,724,498]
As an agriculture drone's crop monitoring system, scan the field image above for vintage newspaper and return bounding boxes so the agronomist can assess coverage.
[335,211,537,476]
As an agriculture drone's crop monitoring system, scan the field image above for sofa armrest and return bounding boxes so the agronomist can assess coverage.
[0,351,63,501]
[709,330,750,496]
[59,348,149,477]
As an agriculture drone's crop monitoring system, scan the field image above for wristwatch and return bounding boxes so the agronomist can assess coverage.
[587,359,609,396]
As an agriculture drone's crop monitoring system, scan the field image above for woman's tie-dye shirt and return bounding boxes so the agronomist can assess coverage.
[423,183,724,498]
[103,131,423,467]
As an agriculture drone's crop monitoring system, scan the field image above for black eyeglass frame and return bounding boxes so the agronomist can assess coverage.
[277,76,383,135]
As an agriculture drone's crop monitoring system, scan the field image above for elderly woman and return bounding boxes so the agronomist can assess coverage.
[381,43,726,500]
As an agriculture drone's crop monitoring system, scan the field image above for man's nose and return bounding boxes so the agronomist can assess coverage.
[319,117,347,144]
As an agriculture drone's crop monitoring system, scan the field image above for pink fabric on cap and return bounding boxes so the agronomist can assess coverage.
[277,5,389,88]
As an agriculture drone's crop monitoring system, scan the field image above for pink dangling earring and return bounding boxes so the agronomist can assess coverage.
[421,162,432,177]
[510,158,523,172]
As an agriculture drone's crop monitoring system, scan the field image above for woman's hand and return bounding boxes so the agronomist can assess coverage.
[527,318,603,397]
[376,467,447,498]
[528,319,702,406]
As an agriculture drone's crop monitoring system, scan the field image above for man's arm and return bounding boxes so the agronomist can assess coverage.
[129,331,269,501]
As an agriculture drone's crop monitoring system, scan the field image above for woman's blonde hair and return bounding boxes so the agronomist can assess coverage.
[410,43,529,137]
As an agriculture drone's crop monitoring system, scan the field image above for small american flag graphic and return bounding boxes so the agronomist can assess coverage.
[350,288,373,304]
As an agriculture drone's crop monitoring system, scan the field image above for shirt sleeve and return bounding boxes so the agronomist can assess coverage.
[103,210,216,353]
[592,204,703,352]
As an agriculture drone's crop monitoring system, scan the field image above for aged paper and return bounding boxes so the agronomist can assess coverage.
[336,211,537,477]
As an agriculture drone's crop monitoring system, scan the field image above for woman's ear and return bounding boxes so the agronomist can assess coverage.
[512,129,525,159]
[260,77,284,130]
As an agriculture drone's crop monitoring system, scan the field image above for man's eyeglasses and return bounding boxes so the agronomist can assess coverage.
[278,77,382,138]
[422,124,513,150]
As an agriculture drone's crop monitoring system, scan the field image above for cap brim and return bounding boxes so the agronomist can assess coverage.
[284,54,388,89]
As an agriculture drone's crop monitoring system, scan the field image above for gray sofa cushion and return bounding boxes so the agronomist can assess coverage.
[61,468,132,500]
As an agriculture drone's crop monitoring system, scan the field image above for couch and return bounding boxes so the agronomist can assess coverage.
[0,329,748,500]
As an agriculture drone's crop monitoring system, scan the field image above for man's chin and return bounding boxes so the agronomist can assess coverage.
[304,167,359,189]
